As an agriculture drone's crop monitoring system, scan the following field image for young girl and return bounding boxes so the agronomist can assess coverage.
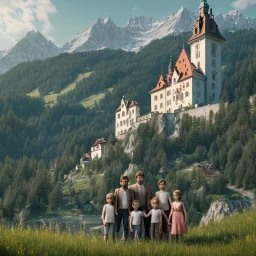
[144,197,168,241]
[156,179,172,239]
[101,193,115,243]
[169,190,188,242]
[129,200,143,240]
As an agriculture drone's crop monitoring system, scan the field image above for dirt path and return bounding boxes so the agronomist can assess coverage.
[227,186,255,200]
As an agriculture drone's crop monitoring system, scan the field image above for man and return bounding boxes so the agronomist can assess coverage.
[114,175,133,241]
[129,171,152,239]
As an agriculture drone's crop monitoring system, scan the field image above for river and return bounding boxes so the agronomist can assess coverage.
[24,215,102,234]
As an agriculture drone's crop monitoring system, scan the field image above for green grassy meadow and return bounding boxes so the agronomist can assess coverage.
[0,209,256,255]
[80,88,113,109]
[27,72,93,107]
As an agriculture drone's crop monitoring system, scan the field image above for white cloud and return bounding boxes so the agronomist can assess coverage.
[232,0,256,10]
[0,0,57,49]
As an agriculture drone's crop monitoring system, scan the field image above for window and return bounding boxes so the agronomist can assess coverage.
[120,121,122,126]
[186,82,189,87]
[212,59,216,67]
[154,95,157,101]
[122,111,125,117]
[160,94,163,99]
[195,51,200,58]
[195,43,200,50]
[185,91,189,97]
[167,90,171,96]
[211,83,215,90]
[122,104,124,108]
[160,103,163,108]
[117,123,119,128]
[173,78,176,83]
[211,43,217,57]
[118,113,120,119]
[173,96,175,101]
[197,61,200,68]
[132,109,134,114]
[212,72,217,81]
[195,27,198,34]
[154,105,157,110]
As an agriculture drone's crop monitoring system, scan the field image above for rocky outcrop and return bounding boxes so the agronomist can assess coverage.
[200,199,252,226]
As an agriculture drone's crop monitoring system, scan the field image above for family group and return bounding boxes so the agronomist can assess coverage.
[101,171,188,243]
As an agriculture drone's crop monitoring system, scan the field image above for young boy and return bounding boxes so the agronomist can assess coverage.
[155,179,172,239]
[129,200,143,240]
[101,193,115,243]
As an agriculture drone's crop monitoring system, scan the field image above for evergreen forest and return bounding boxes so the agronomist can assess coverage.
[0,29,256,222]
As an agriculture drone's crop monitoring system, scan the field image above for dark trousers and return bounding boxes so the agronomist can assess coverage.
[115,209,129,238]
[139,207,151,239]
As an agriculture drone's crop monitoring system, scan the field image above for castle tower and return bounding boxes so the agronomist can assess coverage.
[188,0,226,104]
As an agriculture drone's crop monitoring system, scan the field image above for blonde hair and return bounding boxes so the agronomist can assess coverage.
[150,197,159,205]
[173,190,181,199]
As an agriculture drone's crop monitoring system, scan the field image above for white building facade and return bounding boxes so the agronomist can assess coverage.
[149,0,225,113]
[91,138,106,160]
[115,96,140,137]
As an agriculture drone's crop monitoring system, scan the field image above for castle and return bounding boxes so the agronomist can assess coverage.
[115,0,226,137]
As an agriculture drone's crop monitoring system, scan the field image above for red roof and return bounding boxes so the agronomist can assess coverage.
[92,138,106,147]
[188,12,225,44]
[149,75,166,94]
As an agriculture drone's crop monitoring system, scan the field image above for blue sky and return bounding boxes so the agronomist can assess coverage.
[0,0,256,50]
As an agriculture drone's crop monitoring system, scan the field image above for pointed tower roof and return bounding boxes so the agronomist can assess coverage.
[149,74,166,94]
[188,1,225,44]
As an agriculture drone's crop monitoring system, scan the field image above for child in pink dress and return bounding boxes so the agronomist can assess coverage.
[169,190,188,242]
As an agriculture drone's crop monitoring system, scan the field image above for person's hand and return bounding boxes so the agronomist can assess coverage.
[115,211,118,215]
[130,228,133,232]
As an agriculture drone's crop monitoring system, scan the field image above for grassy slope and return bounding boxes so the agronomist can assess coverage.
[81,88,113,109]
[27,72,93,107]
[1,209,256,255]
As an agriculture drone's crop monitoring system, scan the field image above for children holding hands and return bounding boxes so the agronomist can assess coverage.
[143,197,169,241]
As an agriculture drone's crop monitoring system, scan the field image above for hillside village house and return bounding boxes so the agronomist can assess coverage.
[115,96,140,137]
[150,0,225,114]
[80,153,91,168]
[91,138,106,160]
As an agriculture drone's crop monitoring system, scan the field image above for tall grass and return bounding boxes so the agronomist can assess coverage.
[0,210,256,256]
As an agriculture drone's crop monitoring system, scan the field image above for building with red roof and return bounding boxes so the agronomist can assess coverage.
[91,138,106,160]
[149,0,225,113]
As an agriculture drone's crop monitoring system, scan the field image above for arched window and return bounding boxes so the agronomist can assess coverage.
[185,91,189,97]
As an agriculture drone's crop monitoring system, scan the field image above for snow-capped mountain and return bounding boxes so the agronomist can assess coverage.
[63,7,256,53]
[63,7,196,52]
[0,31,61,74]
[214,10,256,31]
[0,7,256,75]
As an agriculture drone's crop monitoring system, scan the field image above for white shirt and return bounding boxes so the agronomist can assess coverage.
[120,189,128,209]
[104,204,115,223]
[131,211,143,225]
[150,209,162,223]
[157,191,171,211]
